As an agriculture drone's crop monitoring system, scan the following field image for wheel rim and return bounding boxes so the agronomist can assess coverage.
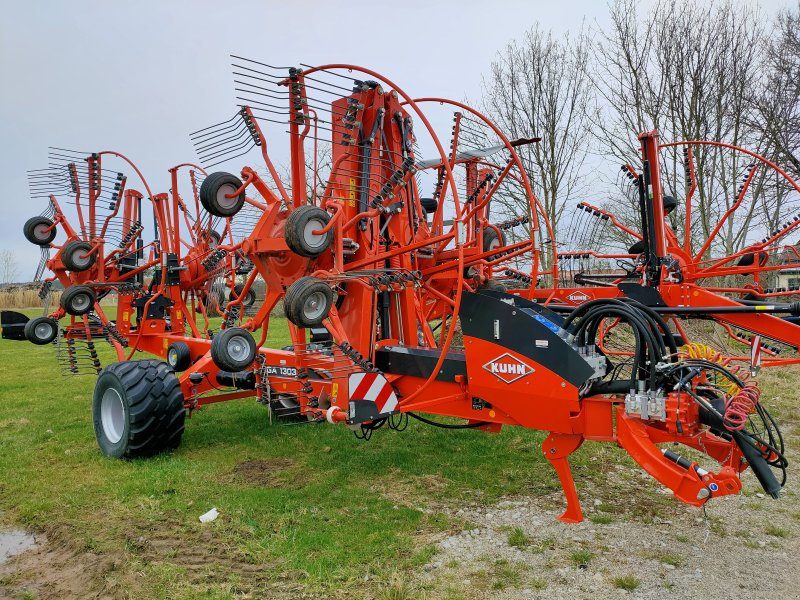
[34,322,53,340]
[71,293,91,313]
[34,224,50,241]
[226,335,250,363]
[70,248,92,269]
[303,218,327,249]
[168,348,177,366]
[216,183,239,211]
[100,388,125,444]
[302,291,329,321]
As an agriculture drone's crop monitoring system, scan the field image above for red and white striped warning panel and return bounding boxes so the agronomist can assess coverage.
[750,335,762,374]
[348,372,399,416]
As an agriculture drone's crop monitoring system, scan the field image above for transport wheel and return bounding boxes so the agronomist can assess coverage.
[284,205,333,257]
[61,240,96,272]
[284,277,334,328]
[23,216,56,246]
[210,327,256,372]
[24,316,58,345]
[199,172,246,217]
[233,283,256,309]
[60,285,96,316]
[208,229,221,248]
[166,341,192,371]
[93,360,185,458]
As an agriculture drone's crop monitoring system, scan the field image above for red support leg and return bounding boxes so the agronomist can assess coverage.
[542,433,585,523]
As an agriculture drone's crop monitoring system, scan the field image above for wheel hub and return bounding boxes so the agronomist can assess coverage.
[100,388,125,444]
[71,294,90,311]
[71,250,92,268]
[303,218,326,249]
[227,336,249,361]
[303,291,327,320]
[216,183,239,211]
[34,322,52,339]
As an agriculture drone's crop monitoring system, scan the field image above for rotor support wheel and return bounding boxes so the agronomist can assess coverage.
[284,277,334,328]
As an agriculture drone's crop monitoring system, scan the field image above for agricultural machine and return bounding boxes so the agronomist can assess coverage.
[4,58,796,523]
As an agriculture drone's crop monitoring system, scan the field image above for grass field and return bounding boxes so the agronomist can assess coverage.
[0,309,798,598]
[0,310,564,599]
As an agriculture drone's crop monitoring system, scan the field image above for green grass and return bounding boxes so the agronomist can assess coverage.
[507,527,530,548]
[765,523,789,538]
[529,577,547,590]
[570,549,593,567]
[589,514,614,524]
[472,559,525,592]
[644,550,683,567]
[0,313,566,598]
[612,575,640,591]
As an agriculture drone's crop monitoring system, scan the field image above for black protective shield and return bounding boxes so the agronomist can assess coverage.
[1,310,29,341]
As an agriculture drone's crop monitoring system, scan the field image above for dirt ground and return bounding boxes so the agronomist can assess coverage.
[0,521,318,600]
[0,525,123,600]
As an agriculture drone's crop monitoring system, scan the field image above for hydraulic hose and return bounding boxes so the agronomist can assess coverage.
[699,404,781,498]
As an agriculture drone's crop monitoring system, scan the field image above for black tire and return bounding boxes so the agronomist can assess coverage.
[61,240,96,272]
[200,172,245,217]
[466,228,507,279]
[628,240,645,255]
[284,277,334,328]
[420,197,438,214]
[24,316,58,345]
[208,230,221,248]
[23,216,56,246]
[167,341,192,371]
[334,283,347,310]
[210,327,256,372]
[235,258,255,275]
[93,360,185,458]
[233,283,256,309]
[60,285,96,316]
[482,227,506,255]
[284,205,333,257]
[206,284,227,315]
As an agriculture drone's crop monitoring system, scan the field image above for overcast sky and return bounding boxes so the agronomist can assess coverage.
[0,0,791,277]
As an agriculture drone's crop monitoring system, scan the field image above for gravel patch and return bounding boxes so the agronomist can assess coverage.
[418,472,799,599]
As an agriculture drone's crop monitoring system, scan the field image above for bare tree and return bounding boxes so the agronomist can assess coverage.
[481,25,593,246]
[276,139,333,204]
[0,249,20,284]
[751,2,800,181]
[592,0,768,260]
